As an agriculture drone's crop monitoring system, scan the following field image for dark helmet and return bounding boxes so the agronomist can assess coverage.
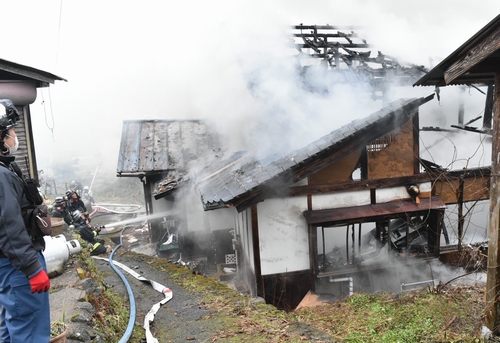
[55,196,64,204]
[65,189,74,199]
[0,99,19,133]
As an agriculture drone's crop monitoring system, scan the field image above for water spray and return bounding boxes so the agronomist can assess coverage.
[89,165,99,192]
[101,211,171,229]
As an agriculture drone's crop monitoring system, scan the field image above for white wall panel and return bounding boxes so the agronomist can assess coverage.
[236,210,254,273]
[311,190,371,210]
[258,197,309,275]
[375,182,432,203]
[375,186,408,203]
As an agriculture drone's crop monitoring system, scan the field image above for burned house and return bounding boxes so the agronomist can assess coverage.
[116,120,237,267]
[0,58,65,180]
[195,94,491,311]
[115,24,494,312]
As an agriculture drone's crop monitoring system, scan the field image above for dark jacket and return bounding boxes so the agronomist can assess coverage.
[67,198,88,216]
[51,204,73,225]
[0,155,42,277]
[73,219,100,244]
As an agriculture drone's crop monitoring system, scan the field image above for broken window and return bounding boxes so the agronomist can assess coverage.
[316,215,444,274]
[366,134,393,153]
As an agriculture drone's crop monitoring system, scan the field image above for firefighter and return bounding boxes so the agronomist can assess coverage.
[66,189,90,220]
[70,210,106,256]
[51,196,73,225]
[82,186,94,212]
[69,180,83,195]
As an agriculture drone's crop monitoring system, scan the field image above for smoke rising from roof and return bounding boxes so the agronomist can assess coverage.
[0,1,497,183]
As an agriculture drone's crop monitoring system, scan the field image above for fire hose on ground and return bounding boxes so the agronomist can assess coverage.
[94,225,173,343]
[108,229,136,343]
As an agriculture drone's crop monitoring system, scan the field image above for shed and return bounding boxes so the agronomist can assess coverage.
[116,119,230,256]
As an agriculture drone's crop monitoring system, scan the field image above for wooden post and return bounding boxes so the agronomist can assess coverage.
[457,174,464,250]
[486,72,500,333]
[485,84,494,130]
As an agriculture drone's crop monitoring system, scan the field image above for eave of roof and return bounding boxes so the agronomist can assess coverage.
[0,58,67,86]
[413,14,500,87]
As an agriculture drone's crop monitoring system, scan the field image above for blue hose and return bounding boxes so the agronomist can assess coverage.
[108,229,136,343]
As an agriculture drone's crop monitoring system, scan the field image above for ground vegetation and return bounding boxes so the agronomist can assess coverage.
[73,247,492,343]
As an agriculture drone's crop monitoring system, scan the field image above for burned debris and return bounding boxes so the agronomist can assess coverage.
[152,171,185,200]
[292,24,427,99]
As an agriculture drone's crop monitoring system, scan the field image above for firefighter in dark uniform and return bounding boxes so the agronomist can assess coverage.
[71,210,106,256]
[51,196,73,225]
[66,189,90,219]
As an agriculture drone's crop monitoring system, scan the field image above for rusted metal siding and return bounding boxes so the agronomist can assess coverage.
[117,120,217,174]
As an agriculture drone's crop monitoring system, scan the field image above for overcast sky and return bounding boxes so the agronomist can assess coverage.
[1,1,499,183]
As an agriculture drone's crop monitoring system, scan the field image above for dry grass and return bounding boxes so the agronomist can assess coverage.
[77,249,490,342]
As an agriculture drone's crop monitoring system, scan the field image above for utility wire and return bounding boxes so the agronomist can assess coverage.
[40,91,55,141]
[55,0,63,73]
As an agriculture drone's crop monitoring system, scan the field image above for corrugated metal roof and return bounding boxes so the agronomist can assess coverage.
[116,120,219,174]
[196,96,433,212]
[413,14,500,87]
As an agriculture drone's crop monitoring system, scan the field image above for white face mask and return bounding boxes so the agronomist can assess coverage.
[4,134,18,155]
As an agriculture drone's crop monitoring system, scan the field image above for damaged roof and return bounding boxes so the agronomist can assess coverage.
[293,25,427,87]
[196,95,433,213]
[413,14,500,86]
[116,119,219,176]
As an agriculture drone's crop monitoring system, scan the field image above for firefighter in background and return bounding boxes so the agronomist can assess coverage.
[66,189,90,220]
[0,99,51,341]
[70,210,106,256]
[50,196,73,225]
[69,180,83,195]
[82,186,94,212]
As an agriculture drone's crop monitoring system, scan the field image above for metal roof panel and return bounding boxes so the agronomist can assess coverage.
[117,120,219,174]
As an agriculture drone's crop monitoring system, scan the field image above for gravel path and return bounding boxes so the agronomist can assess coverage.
[94,250,226,343]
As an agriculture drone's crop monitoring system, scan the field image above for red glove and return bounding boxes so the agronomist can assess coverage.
[29,269,50,293]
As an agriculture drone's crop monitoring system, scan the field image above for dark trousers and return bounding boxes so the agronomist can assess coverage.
[0,252,50,342]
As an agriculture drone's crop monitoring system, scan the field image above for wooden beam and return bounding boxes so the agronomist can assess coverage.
[251,205,263,299]
[289,168,491,197]
[444,26,500,84]
[485,72,500,333]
